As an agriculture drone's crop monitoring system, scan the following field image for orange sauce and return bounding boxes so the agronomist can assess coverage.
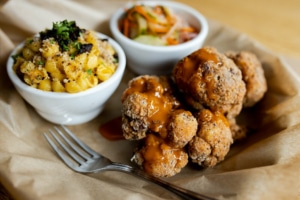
[142,134,182,174]
[179,56,198,84]
[122,76,176,139]
[175,48,220,95]
[198,109,229,127]
[121,77,148,102]
[194,48,220,102]
[146,93,173,138]
[99,116,125,140]
[194,48,219,64]
[214,111,230,127]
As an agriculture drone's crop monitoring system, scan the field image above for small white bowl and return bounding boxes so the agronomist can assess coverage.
[110,1,208,75]
[7,32,126,125]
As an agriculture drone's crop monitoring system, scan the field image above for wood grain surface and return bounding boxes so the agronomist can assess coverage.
[178,0,300,58]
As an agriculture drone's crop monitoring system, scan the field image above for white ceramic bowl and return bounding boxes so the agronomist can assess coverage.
[110,1,208,75]
[7,32,126,125]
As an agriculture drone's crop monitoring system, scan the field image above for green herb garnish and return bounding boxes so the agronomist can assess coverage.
[11,54,20,63]
[113,54,119,63]
[70,53,75,60]
[49,38,55,44]
[86,69,93,75]
[37,61,44,65]
[26,39,34,44]
[72,41,81,50]
[39,20,92,56]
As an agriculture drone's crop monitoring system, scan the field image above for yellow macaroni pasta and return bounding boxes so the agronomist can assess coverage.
[12,21,118,93]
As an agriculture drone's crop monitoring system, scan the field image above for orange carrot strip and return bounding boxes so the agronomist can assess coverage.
[123,18,130,37]
[160,6,175,25]
[180,26,198,33]
[153,6,163,15]
[166,37,179,45]
[126,7,136,21]
[134,5,157,23]
[148,22,169,33]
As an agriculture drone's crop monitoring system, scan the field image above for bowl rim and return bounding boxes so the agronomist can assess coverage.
[109,0,209,52]
[6,32,126,99]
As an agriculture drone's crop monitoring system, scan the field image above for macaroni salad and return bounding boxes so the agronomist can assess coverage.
[12,20,118,93]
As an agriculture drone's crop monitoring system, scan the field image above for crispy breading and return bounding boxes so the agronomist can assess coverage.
[167,109,197,148]
[132,134,188,177]
[121,47,268,177]
[226,51,267,107]
[188,109,233,167]
[173,46,246,118]
[227,116,247,141]
[121,75,181,140]
[121,75,197,177]
[122,93,149,140]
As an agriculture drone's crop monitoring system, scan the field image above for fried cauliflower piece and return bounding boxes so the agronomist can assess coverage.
[121,75,181,140]
[121,75,198,177]
[132,134,188,177]
[122,93,150,140]
[122,47,267,177]
[226,51,267,107]
[227,116,247,141]
[188,109,233,167]
[173,46,246,118]
[167,109,198,148]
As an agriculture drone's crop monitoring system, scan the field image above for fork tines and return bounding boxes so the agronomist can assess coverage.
[43,125,98,170]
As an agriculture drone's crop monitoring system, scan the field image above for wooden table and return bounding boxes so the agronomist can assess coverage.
[178,0,300,58]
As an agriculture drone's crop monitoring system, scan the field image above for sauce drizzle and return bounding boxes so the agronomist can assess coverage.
[99,116,125,140]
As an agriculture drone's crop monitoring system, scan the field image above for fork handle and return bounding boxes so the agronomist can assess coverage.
[107,162,216,200]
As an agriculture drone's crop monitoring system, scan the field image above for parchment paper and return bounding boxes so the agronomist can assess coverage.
[1,0,300,199]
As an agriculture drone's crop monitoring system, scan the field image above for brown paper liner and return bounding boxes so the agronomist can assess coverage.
[1,1,300,199]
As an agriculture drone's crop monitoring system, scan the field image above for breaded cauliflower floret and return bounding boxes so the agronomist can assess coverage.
[227,116,247,141]
[226,51,267,107]
[167,109,197,148]
[188,109,233,167]
[132,134,188,177]
[121,75,180,140]
[121,48,268,177]
[173,46,246,119]
[122,93,149,140]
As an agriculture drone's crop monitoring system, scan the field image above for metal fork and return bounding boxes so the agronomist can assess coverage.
[43,125,217,200]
